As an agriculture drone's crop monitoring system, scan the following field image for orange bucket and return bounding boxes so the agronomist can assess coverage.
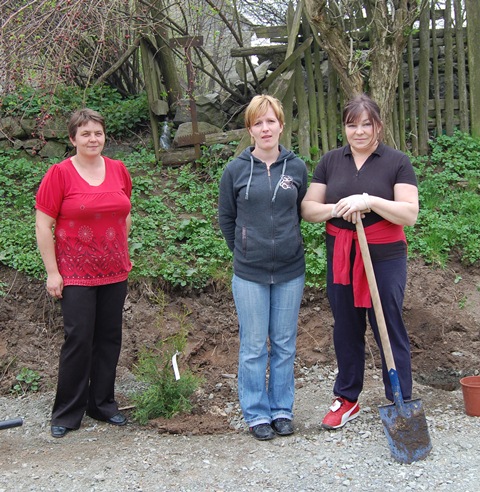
[459,376,480,417]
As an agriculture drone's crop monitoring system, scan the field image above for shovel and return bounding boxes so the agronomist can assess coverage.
[355,218,432,464]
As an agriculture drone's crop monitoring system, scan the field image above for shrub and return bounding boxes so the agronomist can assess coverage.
[131,330,202,424]
[409,132,480,266]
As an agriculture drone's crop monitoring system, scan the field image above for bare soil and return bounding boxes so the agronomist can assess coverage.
[1,259,479,435]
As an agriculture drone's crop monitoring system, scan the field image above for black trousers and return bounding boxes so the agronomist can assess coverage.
[327,256,412,403]
[51,280,127,428]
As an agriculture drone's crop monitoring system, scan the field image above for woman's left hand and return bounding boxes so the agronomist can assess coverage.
[333,194,370,221]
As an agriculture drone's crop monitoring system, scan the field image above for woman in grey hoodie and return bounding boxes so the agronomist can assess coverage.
[218,95,307,440]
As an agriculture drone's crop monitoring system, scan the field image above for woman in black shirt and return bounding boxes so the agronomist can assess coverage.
[301,94,419,430]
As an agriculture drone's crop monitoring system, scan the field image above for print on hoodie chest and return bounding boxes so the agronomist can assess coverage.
[279,175,294,190]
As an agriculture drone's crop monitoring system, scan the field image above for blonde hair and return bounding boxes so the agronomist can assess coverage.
[244,95,285,129]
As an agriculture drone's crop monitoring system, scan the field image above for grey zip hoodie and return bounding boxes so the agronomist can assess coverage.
[218,145,307,284]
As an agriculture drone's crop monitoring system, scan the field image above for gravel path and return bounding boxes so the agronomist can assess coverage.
[1,365,479,491]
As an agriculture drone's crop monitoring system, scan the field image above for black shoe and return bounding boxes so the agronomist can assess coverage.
[271,418,294,436]
[51,425,69,438]
[107,412,127,426]
[249,423,275,440]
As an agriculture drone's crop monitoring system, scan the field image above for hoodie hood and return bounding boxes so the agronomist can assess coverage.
[237,145,296,202]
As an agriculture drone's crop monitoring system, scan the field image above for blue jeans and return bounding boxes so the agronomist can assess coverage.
[232,274,305,426]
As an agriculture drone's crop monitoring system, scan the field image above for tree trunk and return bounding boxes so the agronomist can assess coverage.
[366,1,427,146]
[305,0,428,146]
[367,41,405,146]
[305,1,364,98]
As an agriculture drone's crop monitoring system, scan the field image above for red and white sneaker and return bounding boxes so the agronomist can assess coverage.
[321,397,360,430]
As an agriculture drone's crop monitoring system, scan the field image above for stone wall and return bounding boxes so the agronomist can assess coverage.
[0,115,70,160]
[0,92,243,162]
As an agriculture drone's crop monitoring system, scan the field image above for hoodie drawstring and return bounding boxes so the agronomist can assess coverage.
[271,158,287,203]
[245,155,254,200]
[245,156,287,202]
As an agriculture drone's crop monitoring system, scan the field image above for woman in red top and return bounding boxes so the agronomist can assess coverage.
[301,94,419,431]
[35,108,132,438]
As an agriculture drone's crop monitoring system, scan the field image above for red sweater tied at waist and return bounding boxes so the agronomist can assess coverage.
[326,220,406,308]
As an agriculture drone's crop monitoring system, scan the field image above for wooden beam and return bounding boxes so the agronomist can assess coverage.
[230,45,287,58]
[252,26,288,39]
[260,37,313,90]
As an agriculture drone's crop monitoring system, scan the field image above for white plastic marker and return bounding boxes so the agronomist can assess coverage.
[171,351,181,380]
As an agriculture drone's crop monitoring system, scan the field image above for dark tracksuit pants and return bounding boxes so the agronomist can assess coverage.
[51,280,127,429]
[327,255,412,403]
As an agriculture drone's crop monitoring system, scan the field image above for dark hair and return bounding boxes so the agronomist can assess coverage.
[68,108,105,140]
[343,94,384,141]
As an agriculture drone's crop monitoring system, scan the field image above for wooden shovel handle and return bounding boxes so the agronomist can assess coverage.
[355,218,396,372]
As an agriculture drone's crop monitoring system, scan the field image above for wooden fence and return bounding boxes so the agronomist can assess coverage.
[232,0,480,158]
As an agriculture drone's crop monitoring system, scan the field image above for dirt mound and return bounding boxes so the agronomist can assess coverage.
[1,259,479,434]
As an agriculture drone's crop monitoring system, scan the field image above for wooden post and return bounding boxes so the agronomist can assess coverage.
[140,39,160,162]
[407,36,418,156]
[327,65,338,150]
[398,70,406,153]
[466,0,480,136]
[169,36,205,161]
[295,58,310,158]
[418,6,430,155]
[454,0,469,133]
[313,42,329,156]
[303,15,319,161]
[431,2,443,137]
[444,0,455,136]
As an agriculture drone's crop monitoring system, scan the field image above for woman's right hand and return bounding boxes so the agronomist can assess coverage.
[46,272,64,299]
[339,210,365,224]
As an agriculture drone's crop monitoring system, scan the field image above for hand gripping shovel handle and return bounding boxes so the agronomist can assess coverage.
[355,218,407,415]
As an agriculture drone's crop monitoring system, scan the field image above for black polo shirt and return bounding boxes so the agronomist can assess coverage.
[312,143,418,262]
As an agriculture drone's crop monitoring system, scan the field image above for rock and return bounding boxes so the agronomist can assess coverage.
[0,117,27,139]
[172,121,222,148]
[151,99,169,116]
[38,140,68,159]
[38,117,69,140]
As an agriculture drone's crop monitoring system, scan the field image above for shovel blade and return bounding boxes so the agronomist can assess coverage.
[379,398,432,464]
